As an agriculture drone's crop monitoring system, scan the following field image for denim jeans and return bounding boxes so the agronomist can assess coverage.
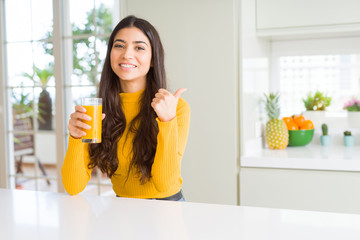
[116,190,185,202]
[148,197,185,202]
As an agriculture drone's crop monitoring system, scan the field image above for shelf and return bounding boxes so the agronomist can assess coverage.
[241,144,360,172]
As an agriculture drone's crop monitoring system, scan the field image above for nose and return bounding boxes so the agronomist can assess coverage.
[123,47,134,59]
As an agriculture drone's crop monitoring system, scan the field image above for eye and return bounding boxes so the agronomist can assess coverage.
[136,46,145,51]
[114,44,124,49]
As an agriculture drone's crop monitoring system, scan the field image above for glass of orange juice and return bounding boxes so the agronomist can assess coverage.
[81,98,102,143]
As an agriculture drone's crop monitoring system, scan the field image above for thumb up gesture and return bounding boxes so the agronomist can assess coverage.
[151,88,187,122]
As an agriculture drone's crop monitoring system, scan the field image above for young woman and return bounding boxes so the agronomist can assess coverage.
[62,15,190,201]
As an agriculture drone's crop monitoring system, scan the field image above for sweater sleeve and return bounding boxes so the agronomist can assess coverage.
[61,136,92,195]
[151,98,191,192]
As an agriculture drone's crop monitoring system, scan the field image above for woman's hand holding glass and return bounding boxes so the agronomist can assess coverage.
[68,105,106,139]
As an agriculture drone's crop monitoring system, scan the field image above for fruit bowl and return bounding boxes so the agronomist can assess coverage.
[288,129,314,146]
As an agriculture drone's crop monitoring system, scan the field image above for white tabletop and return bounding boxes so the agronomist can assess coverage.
[1,189,360,240]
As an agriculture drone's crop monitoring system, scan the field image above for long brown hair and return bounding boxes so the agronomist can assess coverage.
[88,15,166,184]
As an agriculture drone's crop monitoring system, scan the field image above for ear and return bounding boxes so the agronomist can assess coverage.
[150,58,154,67]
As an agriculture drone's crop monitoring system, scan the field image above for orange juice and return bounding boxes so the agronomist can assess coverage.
[82,104,102,143]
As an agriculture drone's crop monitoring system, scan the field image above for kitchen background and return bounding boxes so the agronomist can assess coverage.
[0,0,360,214]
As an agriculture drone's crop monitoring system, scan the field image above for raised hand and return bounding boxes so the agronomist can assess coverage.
[151,88,187,122]
[68,105,106,139]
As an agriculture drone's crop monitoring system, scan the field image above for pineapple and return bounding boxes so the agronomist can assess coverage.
[264,93,288,149]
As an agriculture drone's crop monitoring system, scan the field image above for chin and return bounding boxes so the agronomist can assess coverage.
[119,76,135,81]
[117,73,133,80]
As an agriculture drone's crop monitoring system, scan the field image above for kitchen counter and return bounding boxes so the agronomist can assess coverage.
[242,143,360,172]
[1,189,360,239]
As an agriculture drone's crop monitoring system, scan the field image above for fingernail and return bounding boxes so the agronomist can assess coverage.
[85,125,91,129]
[86,116,92,121]
[82,132,86,136]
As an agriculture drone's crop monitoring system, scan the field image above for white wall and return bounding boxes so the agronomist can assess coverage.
[124,0,239,205]
[240,0,270,156]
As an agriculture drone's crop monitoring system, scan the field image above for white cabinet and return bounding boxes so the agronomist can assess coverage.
[240,139,360,214]
[256,0,360,38]
[240,167,360,214]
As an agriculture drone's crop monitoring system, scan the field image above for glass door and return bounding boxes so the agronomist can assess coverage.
[5,0,57,191]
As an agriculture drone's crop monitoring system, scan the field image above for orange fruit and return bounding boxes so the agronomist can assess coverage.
[286,121,299,130]
[300,120,314,130]
[293,115,306,127]
[282,117,293,125]
[283,117,298,130]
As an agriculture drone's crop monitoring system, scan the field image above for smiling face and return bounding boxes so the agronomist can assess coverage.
[110,27,152,91]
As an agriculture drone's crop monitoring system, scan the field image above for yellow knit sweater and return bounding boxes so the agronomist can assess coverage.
[61,89,191,198]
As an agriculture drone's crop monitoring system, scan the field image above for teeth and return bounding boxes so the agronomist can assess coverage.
[120,64,136,68]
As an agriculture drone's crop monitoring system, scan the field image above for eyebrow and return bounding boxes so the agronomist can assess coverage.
[114,39,148,46]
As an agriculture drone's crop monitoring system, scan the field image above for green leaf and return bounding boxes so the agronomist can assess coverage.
[303,90,331,111]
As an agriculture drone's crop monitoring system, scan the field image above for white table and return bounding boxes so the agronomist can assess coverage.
[1,189,360,240]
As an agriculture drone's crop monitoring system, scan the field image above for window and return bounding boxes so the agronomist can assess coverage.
[271,38,360,117]
[278,54,360,117]
[1,0,120,196]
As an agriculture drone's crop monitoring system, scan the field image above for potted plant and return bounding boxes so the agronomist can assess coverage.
[23,64,53,130]
[302,91,332,131]
[320,123,331,146]
[303,90,332,111]
[343,98,360,128]
[343,130,355,147]
[12,91,33,124]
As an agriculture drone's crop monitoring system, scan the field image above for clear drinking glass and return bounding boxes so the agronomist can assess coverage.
[81,98,102,143]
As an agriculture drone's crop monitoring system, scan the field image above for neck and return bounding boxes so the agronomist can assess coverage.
[120,78,146,93]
